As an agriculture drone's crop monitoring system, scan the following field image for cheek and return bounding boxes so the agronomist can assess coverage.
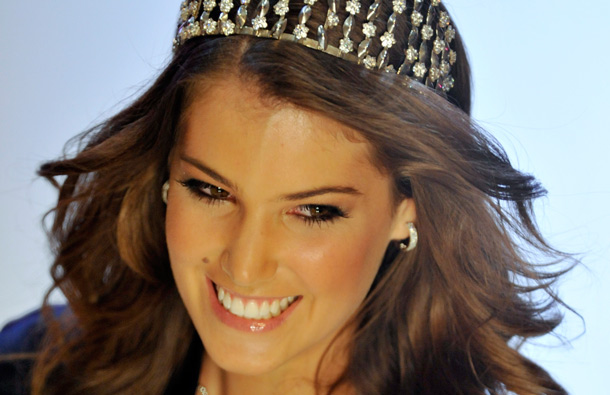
[289,227,388,308]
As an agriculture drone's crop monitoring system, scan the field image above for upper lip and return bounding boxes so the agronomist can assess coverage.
[211,280,299,301]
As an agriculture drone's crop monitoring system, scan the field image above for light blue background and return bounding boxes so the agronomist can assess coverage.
[1,1,608,393]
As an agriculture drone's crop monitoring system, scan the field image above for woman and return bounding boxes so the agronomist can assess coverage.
[0,0,571,394]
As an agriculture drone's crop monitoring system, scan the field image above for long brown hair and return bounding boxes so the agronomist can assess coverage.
[32,1,570,393]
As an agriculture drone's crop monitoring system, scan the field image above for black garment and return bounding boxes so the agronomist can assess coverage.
[0,307,202,394]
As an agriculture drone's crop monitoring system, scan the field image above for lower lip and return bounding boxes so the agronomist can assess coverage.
[207,277,300,333]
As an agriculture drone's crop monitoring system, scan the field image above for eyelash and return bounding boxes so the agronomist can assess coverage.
[178,178,348,226]
[291,205,348,226]
[179,179,233,205]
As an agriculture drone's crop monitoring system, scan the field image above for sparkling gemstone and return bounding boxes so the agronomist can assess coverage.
[413,62,427,78]
[180,5,190,21]
[357,38,370,57]
[362,22,377,37]
[405,46,418,62]
[237,6,248,27]
[440,76,454,91]
[189,1,199,15]
[433,38,445,54]
[203,0,216,11]
[363,55,376,69]
[203,19,217,34]
[422,25,434,40]
[445,25,456,42]
[252,15,268,30]
[178,25,188,41]
[339,37,354,53]
[431,0,441,6]
[271,18,287,37]
[449,50,457,64]
[440,60,450,75]
[380,31,396,48]
[326,11,339,27]
[274,0,289,15]
[411,11,423,26]
[186,17,200,37]
[220,19,235,35]
[345,0,361,15]
[429,66,440,81]
[439,11,450,27]
[220,0,234,13]
[293,23,309,39]
[392,0,406,14]
[304,0,317,5]
[317,25,327,49]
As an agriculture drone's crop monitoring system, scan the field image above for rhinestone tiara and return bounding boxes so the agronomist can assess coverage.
[173,0,457,93]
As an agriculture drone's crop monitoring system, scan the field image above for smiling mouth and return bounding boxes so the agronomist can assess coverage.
[213,284,299,320]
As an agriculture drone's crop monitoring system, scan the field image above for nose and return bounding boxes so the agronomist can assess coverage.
[220,211,278,286]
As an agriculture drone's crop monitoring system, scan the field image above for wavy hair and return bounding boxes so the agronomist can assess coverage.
[32,1,570,393]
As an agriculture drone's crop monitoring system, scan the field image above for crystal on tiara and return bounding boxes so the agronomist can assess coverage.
[413,62,427,78]
[362,22,377,37]
[421,24,433,40]
[445,25,455,42]
[433,38,445,54]
[339,37,354,53]
[363,55,376,69]
[203,18,218,33]
[405,46,418,62]
[380,32,396,48]
[392,0,407,13]
[411,10,423,26]
[449,49,457,64]
[294,23,309,39]
[190,1,200,15]
[202,0,215,10]
[326,12,340,27]
[173,0,459,97]
[439,11,450,27]
[440,60,450,75]
[220,19,236,35]
[252,15,267,30]
[346,0,361,15]
[274,0,289,15]
[219,0,233,12]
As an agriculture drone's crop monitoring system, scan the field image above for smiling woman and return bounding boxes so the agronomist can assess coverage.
[0,1,573,394]
[166,78,414,388]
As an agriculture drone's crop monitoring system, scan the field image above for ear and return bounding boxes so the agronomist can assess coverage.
[389,198,417,241]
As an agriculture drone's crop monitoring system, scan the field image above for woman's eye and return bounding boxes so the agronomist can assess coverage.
[179,179,232,202]
[291,204,348,226]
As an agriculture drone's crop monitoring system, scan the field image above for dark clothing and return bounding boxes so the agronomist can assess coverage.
[0,307,202,394]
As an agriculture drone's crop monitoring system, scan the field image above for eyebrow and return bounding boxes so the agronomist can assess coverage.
[179,154,363,201]
[180,154,238,191]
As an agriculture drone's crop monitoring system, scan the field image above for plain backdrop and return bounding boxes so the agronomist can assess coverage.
[1,1,608,393]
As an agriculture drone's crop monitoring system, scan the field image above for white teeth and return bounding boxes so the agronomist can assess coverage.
[244,300,259,319]
[230,297,245,317]
[222,293,231,310]
[216,285,297,320]
[260,301,271,319]
[270,300,280,317]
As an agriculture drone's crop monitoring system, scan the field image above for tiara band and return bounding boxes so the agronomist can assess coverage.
[173,0,457,94]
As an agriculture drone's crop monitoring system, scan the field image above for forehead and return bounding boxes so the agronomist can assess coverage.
[176,77,390,198]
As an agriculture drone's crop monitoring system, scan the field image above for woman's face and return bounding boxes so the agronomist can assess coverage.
[166,76,415,378]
